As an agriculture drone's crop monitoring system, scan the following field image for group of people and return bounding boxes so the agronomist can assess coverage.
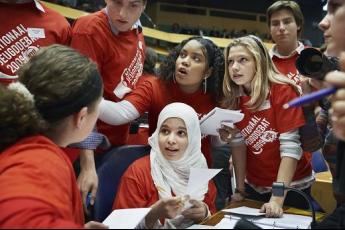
[1,0,345,229]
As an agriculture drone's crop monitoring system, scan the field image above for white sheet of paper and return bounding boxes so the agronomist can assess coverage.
[186,168,222,197]
[102,208,151,229]
[199,107,244,136]
[222,206,266,216]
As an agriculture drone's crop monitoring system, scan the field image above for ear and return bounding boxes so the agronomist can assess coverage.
[74,107,88,129]
[204,67,213,79]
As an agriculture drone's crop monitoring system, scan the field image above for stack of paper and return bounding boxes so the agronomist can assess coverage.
[102,208,151,229]
[199,107,244,136]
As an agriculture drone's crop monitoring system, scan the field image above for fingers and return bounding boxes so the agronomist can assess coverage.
[90,184,98,206]
[84,221,109,229]
[260,203,283,218]
[325,70,345,88]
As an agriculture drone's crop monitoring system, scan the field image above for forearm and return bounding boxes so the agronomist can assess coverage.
[99,99,140,125]
[232,144,247,190]
[270,156,298,206]
[79,149,95,171]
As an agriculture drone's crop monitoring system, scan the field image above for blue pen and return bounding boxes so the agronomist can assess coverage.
[86,193,92,207]
[283,87,337,109]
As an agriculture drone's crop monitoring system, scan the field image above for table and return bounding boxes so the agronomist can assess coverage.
[201,199,325,226]
[311,171,336,214]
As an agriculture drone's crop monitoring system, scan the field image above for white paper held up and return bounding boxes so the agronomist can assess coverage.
[186,168,221,198]
[199,107,244,136]
[102,208,151,229]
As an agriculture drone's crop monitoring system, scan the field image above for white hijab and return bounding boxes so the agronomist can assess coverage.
[149,102,208,201]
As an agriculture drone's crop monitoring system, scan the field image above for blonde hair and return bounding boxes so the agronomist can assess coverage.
[222,36,299,111]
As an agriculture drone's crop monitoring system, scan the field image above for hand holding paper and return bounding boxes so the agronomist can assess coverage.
[200,107,244,136]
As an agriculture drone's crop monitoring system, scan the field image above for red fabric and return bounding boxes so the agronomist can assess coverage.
[125,75,216,166]
[71,10,145,146]
[61,147,81,163]
[127,127,149,145]
[113,155,217,214]
[0,136,84,228]
[0,1,71,84]
[235,84,312,187]
[0,199,82,228]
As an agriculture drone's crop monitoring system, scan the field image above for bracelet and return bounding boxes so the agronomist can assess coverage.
[234,188,248,197]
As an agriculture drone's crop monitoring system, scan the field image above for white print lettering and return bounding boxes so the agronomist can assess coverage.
[287,71,301,85]
[240,115,278,155]
[114,41,144,98]
[0,24,41,74]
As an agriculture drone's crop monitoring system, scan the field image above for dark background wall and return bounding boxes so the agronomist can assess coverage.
[148,0,327,46]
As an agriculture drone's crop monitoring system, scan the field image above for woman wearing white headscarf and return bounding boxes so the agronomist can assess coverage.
[113,103,217,228]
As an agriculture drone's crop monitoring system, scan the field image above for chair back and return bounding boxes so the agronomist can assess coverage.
[93,145,151,222]
[312,151,329,173]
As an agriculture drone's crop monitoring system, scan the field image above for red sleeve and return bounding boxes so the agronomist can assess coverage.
[272,84,305,133]
[204,181,217,214]
[0,198,82,228]
[59,23,72,46]
[112,164,150,210]
[124,75,156,115]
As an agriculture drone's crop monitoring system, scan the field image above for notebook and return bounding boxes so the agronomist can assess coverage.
[199,107,244,136]
[216,206,312,229]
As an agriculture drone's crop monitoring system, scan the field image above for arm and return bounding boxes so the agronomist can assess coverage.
[231,143,247,202]
[78,149,98,212]
[99,99,140,125]
[261,129,302,217]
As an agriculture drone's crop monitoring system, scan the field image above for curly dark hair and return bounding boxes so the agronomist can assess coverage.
[0,85,46,152]
[158,36,225,104]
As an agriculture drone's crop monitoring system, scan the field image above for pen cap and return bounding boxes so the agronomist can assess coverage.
[296,48,338,81]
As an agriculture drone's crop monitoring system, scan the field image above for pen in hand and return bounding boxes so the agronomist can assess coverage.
[283,86,337,109]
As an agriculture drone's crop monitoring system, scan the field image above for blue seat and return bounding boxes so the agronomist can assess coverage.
[311,151,329,173]
[93,145,151,222]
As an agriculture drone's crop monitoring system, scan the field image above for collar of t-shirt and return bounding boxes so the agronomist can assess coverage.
[269,41,304,59]
[104,6,142,36]
[0,0,45,12]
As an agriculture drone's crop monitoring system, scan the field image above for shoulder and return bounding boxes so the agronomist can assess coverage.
[123,155,151,179]
[72,11,107,35]
[0,136,71,176]
[271,83,298,97]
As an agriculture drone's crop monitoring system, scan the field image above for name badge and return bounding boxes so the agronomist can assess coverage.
[28,28,46,39]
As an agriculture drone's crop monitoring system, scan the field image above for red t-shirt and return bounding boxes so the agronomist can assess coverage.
[271,44,306,86]
[0,1,71,84]
[71,10,146,146]
[235,84,312,187]
[113,155,217,214]
[0,136,84,228]
[125,76,215,166]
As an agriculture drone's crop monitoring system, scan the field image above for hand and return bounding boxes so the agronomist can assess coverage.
[78,150,98,213]
[145,197,185,228]
[153,197,185,219]
[230,191,245,203]
[218,124,237,143]
[84,221,108,229]
[260,200,283,218]
[326,52,345,140]
[181,200,208,223]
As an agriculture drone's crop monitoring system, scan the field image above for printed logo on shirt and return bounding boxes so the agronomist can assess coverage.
[114,41,144,99]
[287,71,301,86]
[0,24,40,75]
[240,115,278,155]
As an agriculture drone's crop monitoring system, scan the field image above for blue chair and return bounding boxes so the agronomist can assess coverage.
[93,145,151,222]
[311,151,329,173]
